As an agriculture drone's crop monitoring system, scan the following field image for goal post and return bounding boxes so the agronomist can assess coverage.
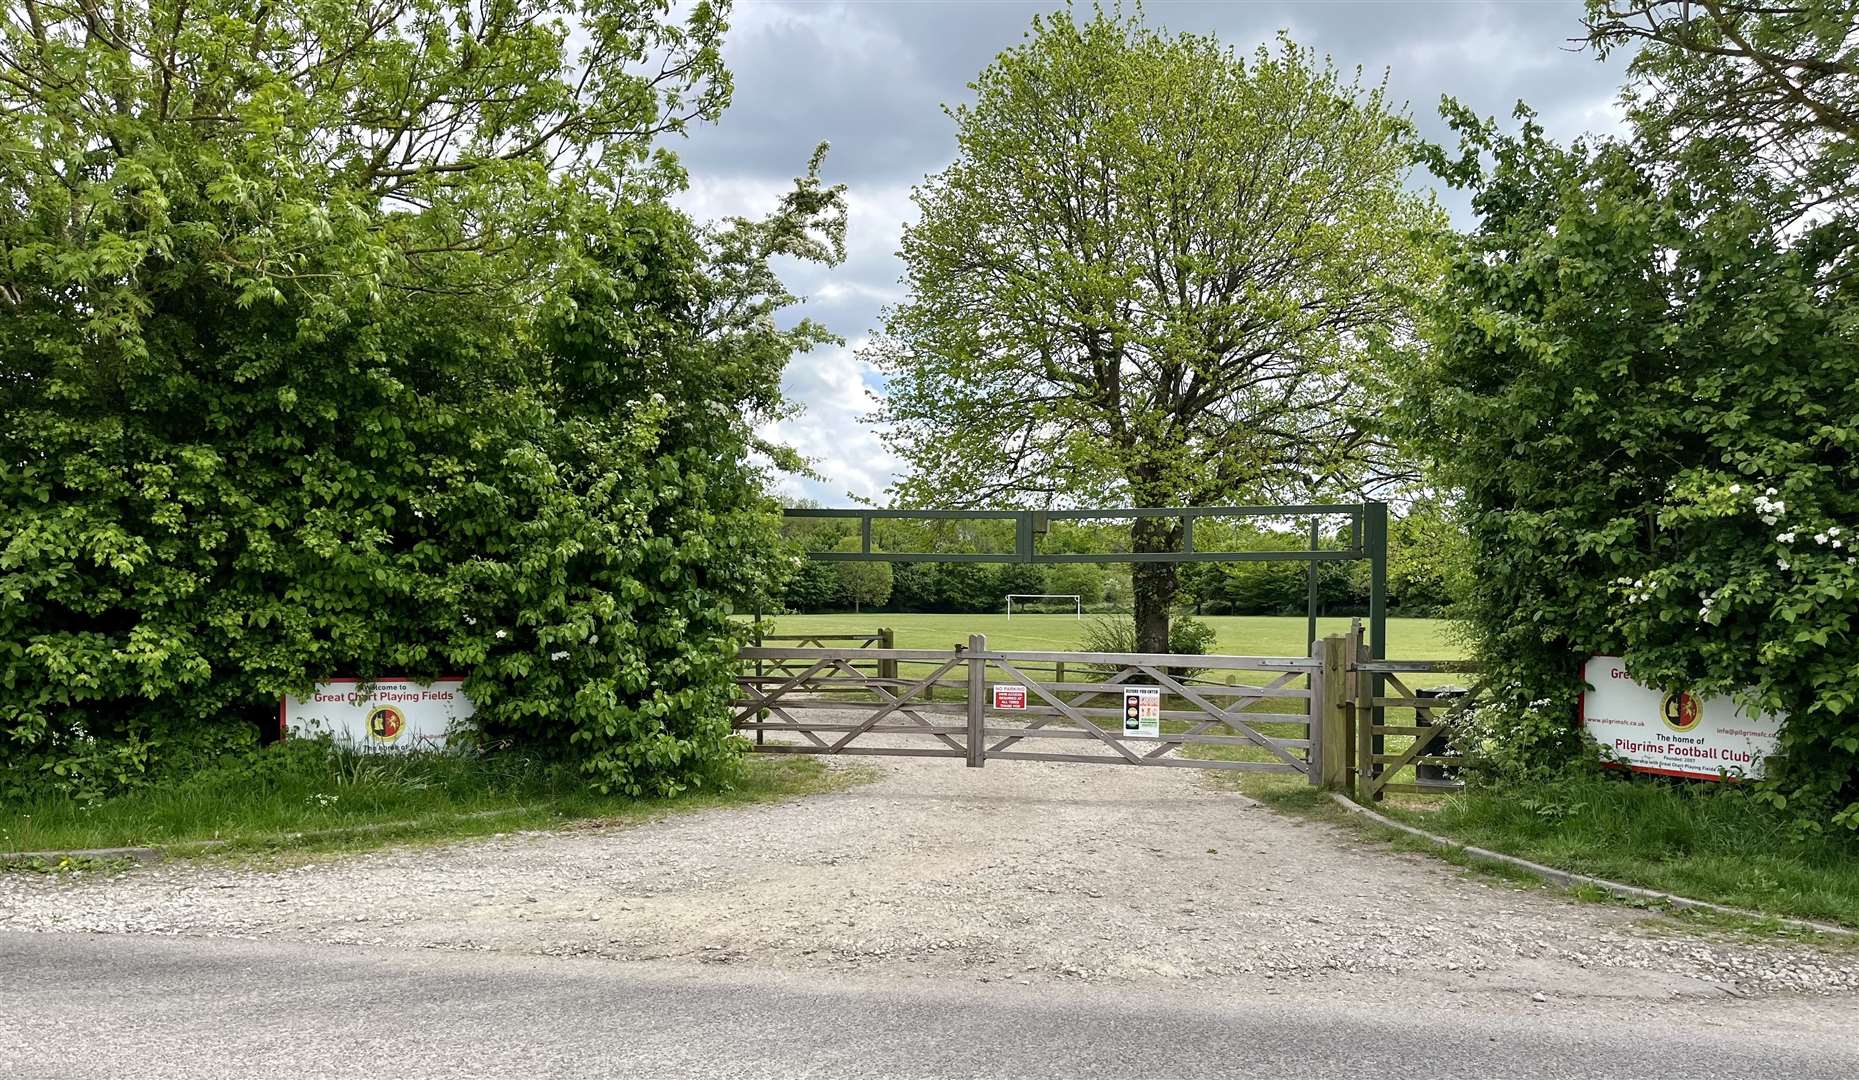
[1005,593,1084,619]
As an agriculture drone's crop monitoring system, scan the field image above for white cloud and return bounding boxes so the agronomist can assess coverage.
[671,173,790,223]
[756,338,901,505]
[1390,19,1563,78]
[814,280,905,306]
[677,177,915,505]
[1541,92,1631,141]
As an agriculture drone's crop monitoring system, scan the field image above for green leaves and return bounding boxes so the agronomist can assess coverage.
[867,6,1443,648]
[0,1,843,801]
[1405,110,1859,826]
[874,8,1442,510]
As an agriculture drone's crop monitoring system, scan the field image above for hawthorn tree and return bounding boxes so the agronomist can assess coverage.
[1394,2,1859,827]
[1406,104,1858,825]
[0,1,844,798]
[869,8,1441,651]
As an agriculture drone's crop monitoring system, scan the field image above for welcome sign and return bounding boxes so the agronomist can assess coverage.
[281,678,475,751]
[1580,656,1784,780]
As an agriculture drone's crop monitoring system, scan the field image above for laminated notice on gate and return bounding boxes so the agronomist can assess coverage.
[1123,686,1161,738]
[992,684,1028,710]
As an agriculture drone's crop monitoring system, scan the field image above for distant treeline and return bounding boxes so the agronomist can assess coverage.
[770,510,1463,617]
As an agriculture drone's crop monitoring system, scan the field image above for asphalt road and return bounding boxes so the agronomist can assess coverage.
[3,933,1855,1079]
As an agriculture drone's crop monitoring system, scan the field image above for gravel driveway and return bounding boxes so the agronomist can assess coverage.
[4,731,1857,1003]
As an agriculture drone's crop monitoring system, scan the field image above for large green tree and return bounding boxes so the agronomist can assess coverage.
[869,8,1442,651]
[0,1,844,798]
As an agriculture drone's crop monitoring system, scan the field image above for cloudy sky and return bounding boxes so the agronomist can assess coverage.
[671,0,1632,505]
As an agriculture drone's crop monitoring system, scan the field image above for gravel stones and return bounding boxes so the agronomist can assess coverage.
[4,724,1857,1001]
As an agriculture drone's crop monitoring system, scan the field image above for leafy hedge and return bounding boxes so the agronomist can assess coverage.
[1404,113,1859,826]
[0,2,842,800]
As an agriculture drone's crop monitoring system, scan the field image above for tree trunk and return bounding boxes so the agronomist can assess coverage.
[1130,518,1181,653]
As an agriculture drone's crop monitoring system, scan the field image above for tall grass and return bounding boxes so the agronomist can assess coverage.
[1,740,845,856]
[1387,773,1859,928]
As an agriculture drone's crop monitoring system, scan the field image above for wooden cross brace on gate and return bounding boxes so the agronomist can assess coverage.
[732,652,966,756]
[1355,670,1470,799]
[1133,665,1309,770]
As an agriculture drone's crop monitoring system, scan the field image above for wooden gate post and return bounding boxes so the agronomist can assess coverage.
[752,621,766,747]
[1314,635,1350,790]
[878,627,898,686]
[966,633,987,768]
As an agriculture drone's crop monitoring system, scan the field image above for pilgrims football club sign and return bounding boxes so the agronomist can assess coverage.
[1580,657,1784,780]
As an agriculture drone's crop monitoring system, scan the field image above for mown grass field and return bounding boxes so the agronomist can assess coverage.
[752,613,1466,659]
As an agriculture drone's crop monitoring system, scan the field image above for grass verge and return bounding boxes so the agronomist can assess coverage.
[1,743,864,861]
[1378,774,1859,930]
[1213,771,1859,933]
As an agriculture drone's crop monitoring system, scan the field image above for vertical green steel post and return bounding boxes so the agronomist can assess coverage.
[1305,517,1320,654]
[1364,501,1389,777]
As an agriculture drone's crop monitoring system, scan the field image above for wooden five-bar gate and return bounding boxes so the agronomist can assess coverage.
[734,630,1478,794]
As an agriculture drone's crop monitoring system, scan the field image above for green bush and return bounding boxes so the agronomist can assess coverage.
[1074,615,1217,679]
[1168,616,1219,657]
[1402,112,1859,823]
[0,3,844,801]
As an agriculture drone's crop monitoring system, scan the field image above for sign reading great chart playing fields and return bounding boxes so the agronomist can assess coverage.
[1580,656,1784,780]
[281,679,475,751]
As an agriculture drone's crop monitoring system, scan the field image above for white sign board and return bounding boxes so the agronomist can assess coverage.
[992,684,1028,710]
[1123,686,1161,739]
[281,678,475,751]
[1580,656,1784,780]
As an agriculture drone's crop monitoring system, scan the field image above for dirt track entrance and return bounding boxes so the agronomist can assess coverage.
[6,745,1857,1000]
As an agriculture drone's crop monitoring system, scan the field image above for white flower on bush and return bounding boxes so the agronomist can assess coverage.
[495,630,507,639]
[549,650,569,661]
[1778,557,1792,570]
[1753,492,1786,525]
[1777,530,1796,544]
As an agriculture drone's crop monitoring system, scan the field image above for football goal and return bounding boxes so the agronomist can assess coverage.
[1005,593,1084,619]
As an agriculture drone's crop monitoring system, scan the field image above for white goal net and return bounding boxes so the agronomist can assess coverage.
[1004,594,1084,619]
